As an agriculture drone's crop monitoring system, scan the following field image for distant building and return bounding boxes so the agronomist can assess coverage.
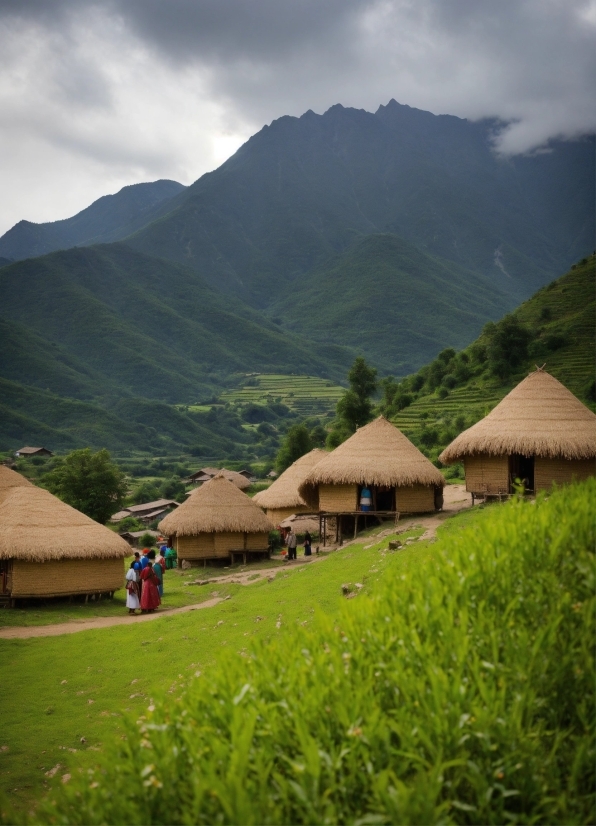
[14,447,53,458]
[186,468,250,490]
[110,499,179,524]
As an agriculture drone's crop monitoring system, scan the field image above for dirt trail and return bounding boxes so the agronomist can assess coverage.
[0,486,471,640]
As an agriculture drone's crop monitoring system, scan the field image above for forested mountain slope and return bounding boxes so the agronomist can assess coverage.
[125,101,593,307]
[0,180,185,261]
[0,243,352,403]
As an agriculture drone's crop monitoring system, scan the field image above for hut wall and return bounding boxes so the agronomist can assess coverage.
[464,455,509,493]
[396,485,435,513]
[534,457,595,492]
[214,532,245,553]
[176,534,222,559]
[245,532,270,550]
[266,506,307,524]
[319,484,358,512]
[11,558,123,598]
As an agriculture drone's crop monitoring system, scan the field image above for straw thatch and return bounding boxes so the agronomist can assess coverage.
[253,449,327,510]
[0,465,34,506]
[0,485,131,561]
[189,468,250,489]
[440,369,596,463]
[159,473,273,537]
[299,416,445,508]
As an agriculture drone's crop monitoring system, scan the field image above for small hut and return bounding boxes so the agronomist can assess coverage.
[0,466,129,602]
[439,369,596,498]
[187,468,250,490]
[299,416,445,526]
[252,449,327,525]
[159,474,274,566]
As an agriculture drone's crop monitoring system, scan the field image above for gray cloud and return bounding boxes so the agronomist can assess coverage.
[0,0,594,234]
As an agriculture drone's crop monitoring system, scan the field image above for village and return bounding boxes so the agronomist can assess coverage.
[1,368,594,610]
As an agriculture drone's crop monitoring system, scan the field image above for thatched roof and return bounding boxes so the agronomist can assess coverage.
[0,465,34,506]
[0,485,131,561]
[158,473,274,536]
[440,369,596,463]
[253,449,327,510]
[189,468,250,489]
[299,416,445,508]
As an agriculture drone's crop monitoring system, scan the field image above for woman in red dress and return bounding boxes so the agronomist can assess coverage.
[140,550,161,613]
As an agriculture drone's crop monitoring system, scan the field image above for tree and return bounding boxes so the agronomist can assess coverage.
[335,357,378,434]
[275,424,313,473]
[487,316,532,380]
[45,448,127,524]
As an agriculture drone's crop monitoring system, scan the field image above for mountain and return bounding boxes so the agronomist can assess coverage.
[0,179,185,261]
[124,101,593,307]
[270,233,510,374]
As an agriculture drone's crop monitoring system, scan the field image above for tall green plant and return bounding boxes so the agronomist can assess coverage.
[329,356,378,446]
[29,479,595,825]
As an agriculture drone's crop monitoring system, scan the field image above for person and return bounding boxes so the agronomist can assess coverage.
[125,561,141,614]
[140,548,150,570]
[304,530,312,557]
[165,545,176,569]
[360,487,372,512]
[155,551,165,597]
[140,550,161,612]
[287,528,298,561]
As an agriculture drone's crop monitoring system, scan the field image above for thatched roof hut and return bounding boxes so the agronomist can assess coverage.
[0,476,130,600]
[299,416,444,514]
[252,449,327,523]
[159,474,274,564]
[439,369,596,496]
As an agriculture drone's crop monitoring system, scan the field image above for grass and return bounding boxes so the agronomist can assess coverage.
[15,479,594,824]
[0,526,424,814]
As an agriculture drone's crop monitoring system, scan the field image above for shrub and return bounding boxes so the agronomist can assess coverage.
[33,480,595,824]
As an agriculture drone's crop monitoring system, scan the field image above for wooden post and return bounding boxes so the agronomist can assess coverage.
[339,515,343,546]
[323,516,326,547]
[353,513,358,539]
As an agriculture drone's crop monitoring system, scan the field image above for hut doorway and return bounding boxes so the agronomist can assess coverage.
[509,454,534,493]
[374,486,395,512]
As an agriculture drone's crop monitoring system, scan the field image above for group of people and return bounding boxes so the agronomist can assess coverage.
[285,529,312,561]
[125,548,166,615]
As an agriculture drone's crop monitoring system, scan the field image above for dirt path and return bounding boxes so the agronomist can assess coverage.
[0,486,471,641]
[0,597,225,640]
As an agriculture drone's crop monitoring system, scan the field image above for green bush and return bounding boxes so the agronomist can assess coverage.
[30,481,595,824]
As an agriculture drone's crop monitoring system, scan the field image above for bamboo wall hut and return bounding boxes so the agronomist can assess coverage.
[159,473,274,566]
[439,369,596,497]
[0,466,130,601]
[252,449,327,525]
[299,416,445,516]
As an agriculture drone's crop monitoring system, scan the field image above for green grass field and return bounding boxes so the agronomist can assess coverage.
[0,524,424,814]
[218,374,345,416]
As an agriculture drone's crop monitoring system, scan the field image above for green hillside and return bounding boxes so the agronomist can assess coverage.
[270,233,511,373]
[0,243,353,404]
[219,374,345,416]
[381,255,595,468]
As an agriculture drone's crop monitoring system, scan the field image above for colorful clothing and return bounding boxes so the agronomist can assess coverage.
[153,561,164,598]
[125,568,140,610]
[165,546,177,569]
[140,565,161,611]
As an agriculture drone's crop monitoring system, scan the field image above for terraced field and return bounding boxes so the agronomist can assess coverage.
[390,256,595,441]
[219,374,345,416]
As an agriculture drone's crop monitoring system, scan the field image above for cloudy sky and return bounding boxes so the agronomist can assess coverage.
[0,0,594,236]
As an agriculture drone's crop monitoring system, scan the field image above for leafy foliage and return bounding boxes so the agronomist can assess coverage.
[30,479,596,824]
[45,448,127,524]
[328,356,378,446]
[276,424,313,473]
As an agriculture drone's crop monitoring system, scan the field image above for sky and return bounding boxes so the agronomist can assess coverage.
[0,0,595,237]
